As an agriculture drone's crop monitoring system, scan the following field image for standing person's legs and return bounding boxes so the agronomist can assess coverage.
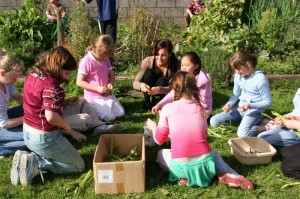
[184,12,191,27]
[237,110,263,137]
[99,20,117,70]
[99,19,117,43]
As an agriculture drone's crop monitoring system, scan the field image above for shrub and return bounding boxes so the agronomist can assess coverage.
[0,0,53,66]
[186,0,245,51]
[116,0,184,74]
[67,2,98,62]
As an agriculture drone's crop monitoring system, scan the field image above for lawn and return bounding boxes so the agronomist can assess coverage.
[1,78,300,199]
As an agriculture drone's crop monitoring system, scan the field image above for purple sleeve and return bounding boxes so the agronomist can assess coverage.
[158,90,174,107]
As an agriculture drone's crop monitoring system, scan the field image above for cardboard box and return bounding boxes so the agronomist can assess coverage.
[93,134,145,194]
[228,137,277,165]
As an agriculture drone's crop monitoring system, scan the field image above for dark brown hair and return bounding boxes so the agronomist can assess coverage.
[181,52,202,75]
[229,50,259,70]
[152,39,179,78]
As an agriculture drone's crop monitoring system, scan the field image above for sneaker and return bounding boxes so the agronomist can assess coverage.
[93,124,122,136]
[178,178,188,186]
[10,150,28,185]
[218,173,254,190]
[19,153,43,186]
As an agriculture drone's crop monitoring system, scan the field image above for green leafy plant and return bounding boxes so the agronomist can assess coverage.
[116,0,184,73]
[0,0,53,66]
[186,0,245,51]
[67,1,98,62]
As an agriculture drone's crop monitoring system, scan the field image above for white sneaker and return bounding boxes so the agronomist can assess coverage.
[19,153,44,186]
[93,124,122,136]
[10,150,28,185]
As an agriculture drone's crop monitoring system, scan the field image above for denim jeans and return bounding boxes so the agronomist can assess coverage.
[23,127,84,174]
[156,150,239,176]
[210,107,263,137]
[0,106,26,156]
[258,126,300,148]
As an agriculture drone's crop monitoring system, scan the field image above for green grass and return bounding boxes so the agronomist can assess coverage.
[2,79,300,198]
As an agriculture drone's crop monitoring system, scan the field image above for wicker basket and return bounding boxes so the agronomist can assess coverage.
[228,137,277,165]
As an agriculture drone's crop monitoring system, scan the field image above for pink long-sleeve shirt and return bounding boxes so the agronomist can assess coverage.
[158,71,212,117]
[155,99,212,159]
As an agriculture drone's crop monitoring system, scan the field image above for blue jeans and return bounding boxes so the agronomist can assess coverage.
[210,107,263,137]
[0,106,26,156]
[258,126,300,148]
[23,127,84,174]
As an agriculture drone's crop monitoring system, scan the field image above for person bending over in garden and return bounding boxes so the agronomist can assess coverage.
[35,52,122,135]
[133,39,179,110]
[184,0,205,28]
[10,47,86,186]
[0,49,27,163]
[147,71,253,189]
[258,88,300,149]
[46,0,67,23]
[152,51,212,118]
[210,50,272,137]
[77,35,125,122]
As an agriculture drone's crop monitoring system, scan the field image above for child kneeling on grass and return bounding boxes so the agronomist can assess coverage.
[147,71,253,189]
[11,47,86,186]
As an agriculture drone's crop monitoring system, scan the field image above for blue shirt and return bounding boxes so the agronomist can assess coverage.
[88,0,118,21]
[227,70,272,113]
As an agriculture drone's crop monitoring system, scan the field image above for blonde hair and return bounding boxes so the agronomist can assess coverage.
[0,49,24,73]
[85,35,115,57]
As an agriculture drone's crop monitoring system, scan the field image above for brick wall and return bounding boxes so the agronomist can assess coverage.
[0,0,191,26]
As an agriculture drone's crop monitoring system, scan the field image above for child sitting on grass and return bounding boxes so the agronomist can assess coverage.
[0,49,27,162]
[147,71,253,189]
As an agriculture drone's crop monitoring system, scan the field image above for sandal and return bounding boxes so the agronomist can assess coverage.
[218,173,254,190]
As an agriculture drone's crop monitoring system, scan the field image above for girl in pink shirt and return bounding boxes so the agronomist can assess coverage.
[152,52,212,118]
[148,70,254,189]
[147,71,216,187]
[77,35,125,121]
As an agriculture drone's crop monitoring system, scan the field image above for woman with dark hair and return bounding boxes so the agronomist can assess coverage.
[133,39,179,110]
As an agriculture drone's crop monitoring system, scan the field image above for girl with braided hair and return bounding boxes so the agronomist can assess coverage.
[147,71,215,187]
[147,70,254,189]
